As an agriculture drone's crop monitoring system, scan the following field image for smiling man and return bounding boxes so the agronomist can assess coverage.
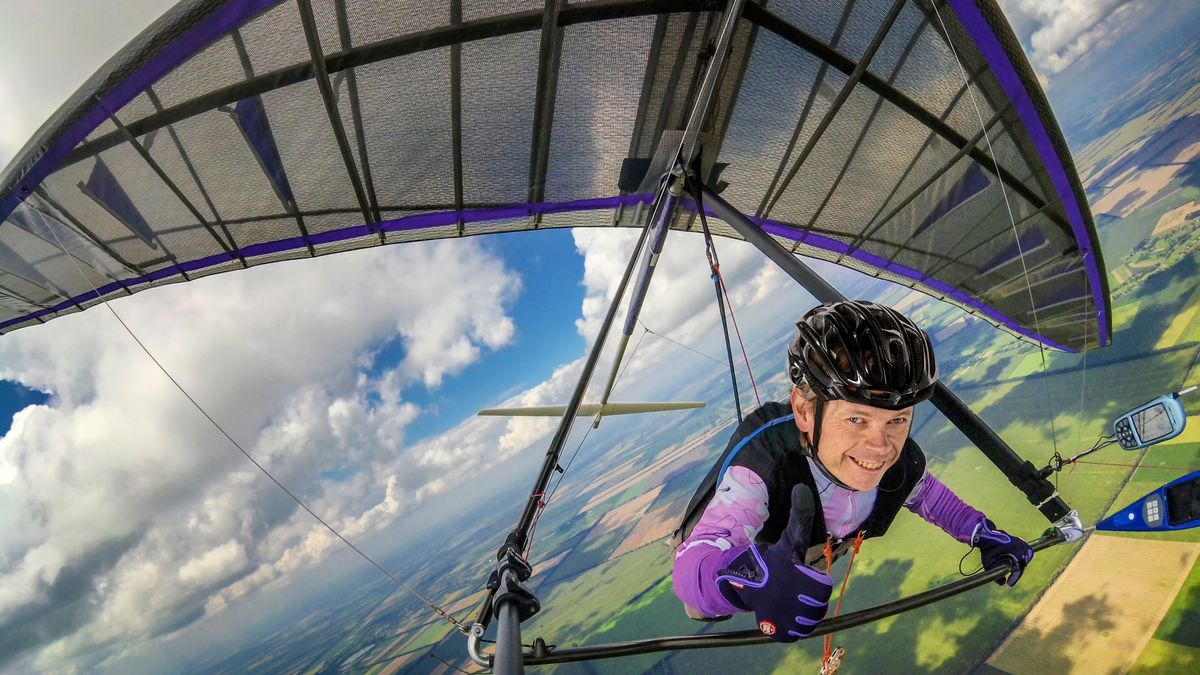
[671,301,1033,641]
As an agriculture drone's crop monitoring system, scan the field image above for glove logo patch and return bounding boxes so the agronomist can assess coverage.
[759,620,776,636]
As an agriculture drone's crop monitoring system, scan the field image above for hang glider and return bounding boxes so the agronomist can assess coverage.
[0,0,1108,352]
[0,0,1131,673]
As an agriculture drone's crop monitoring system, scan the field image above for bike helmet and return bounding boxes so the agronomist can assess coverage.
[788,300,937,410]
[787,301,938,489]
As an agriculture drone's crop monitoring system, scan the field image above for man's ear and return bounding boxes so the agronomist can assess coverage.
[791,389,815,437]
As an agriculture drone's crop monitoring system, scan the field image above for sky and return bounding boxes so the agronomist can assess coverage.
[0,0,1190,672]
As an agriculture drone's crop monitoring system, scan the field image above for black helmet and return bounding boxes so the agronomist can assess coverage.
[788,300,938,410]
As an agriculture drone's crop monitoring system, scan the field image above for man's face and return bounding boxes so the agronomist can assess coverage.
[791,390,913,491]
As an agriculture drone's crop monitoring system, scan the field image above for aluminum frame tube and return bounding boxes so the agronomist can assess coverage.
[508,180,664,553]
[476,177,668,670]
[622,177,682,335]
[676,0,747,167]
[495,590,525,675]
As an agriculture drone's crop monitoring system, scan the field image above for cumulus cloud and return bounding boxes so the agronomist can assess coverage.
[496,360,586,457]
[178,541,249,588]
[0,239,522,670]
[570,223,798,392]
[999,0,1144,78]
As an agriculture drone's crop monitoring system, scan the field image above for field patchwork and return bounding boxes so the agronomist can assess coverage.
[986,534,1199,674]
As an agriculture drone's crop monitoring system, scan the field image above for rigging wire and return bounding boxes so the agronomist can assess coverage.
[717,272,762,410]
[1072,460,1198,472]
[929,3,1065,464]
[523,318,654,559]
[615,325,652,389]
[524,406,597,560]
[693,176,746,422]
[692,178,762,411]
[638,320,724,365]
[29,195,470,634]
[1046,434,1117,473]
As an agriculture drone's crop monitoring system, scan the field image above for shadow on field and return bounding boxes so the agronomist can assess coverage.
[971,594,1119,675]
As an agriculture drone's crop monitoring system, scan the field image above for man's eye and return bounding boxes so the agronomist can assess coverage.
[847,417,863,424]
[889,417,908,425]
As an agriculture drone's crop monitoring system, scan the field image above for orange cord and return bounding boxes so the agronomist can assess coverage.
[822,531,866,664]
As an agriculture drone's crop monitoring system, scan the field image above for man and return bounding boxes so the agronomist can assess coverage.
[672,300,1033,642]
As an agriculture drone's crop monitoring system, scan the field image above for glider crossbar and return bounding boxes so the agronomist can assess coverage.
[505,533,1064,666]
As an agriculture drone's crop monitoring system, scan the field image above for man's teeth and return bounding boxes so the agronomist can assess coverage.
[851,457,883,470]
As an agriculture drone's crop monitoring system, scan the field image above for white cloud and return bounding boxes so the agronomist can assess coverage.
[0,239,522,669]
[496,359,586,456]
[1000,0,1143,77]
[178,541,248,588]
[570,224,798,394]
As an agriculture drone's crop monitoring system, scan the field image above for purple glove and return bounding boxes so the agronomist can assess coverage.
[716,485,833,642]
[973,519,1033,587]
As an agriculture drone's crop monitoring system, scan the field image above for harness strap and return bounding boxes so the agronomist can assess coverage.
[823,531,866,667]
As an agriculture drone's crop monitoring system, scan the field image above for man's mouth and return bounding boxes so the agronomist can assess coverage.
[849,456,884,471]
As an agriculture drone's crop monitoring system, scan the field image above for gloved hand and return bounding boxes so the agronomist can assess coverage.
[973,519,1034,587]
[715,485,832,642]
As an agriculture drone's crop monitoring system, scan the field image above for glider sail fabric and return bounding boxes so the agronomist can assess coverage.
[0,0,1108,350]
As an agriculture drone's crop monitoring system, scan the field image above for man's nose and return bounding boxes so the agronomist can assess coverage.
[863,424,889,451]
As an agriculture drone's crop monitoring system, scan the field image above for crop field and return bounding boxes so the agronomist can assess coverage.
[985,535,1198,674]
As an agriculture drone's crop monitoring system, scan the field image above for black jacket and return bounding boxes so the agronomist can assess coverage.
[675,402,927,564]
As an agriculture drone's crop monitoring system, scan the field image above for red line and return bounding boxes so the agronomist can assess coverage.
[1073,460,1197,471]
[717,273,761,409]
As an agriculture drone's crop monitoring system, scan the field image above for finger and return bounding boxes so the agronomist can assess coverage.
[1007,568,1022,587]
[788,606,825,639]
[996,553,1019,586]
[1008,555,1027,587]
[768,484,817,561]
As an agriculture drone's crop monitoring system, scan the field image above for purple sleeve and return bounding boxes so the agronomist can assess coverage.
[672,465,769,617]
[904,471,986,544]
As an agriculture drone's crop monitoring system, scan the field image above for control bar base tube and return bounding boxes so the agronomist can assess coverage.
[495,592,524,675]
[698,184,1072,524]
[523,533,1064,666]
[929,386,1071,522]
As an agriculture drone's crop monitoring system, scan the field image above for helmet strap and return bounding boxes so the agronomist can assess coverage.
[803,397,857,492]
[811,397,824,452]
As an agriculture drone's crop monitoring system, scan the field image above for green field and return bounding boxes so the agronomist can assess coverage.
[1133,558,1200,673]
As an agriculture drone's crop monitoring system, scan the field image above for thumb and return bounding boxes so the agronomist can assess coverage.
[767,484,817,563]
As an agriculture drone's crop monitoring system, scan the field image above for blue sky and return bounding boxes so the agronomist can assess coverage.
[0,379,47,434]
[379,229,586,443]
